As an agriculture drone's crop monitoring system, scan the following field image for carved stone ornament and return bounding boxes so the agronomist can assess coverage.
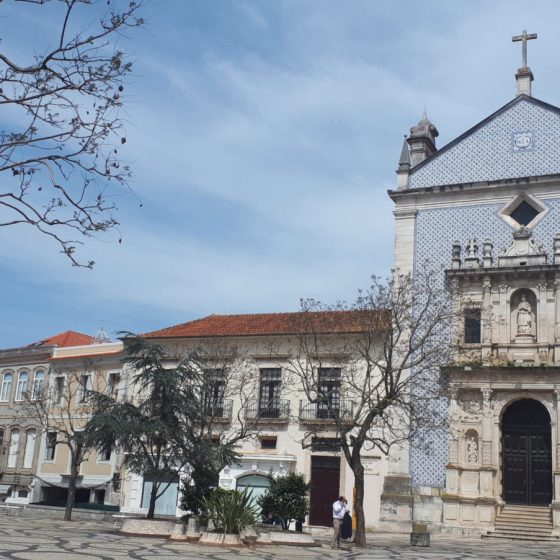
[457,390,482,420]
[498,228,547,267]
[482,441,492,465]
[449,439,459,463]
[481,388,493,417]
[467,437,478,463]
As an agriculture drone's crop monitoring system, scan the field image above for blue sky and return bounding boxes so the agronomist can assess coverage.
[0,0,558,347]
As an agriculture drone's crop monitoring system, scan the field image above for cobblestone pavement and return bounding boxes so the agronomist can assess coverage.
[0,516,558,559]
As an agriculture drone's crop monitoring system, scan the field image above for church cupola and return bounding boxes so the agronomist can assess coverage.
[407,110,439,167]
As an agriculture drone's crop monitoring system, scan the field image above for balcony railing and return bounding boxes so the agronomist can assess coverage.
[245,399,290,421]
[298,400,355,422]
[204,399,233,421]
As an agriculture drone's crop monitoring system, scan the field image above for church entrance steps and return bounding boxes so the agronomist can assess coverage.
[482,505,557,542]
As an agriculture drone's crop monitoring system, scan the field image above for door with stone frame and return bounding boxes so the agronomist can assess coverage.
[502,399,552,506]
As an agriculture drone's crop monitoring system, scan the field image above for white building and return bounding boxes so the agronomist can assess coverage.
[121,312,390,528]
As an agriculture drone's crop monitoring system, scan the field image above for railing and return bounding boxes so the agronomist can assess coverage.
[204,399,233,420]
[245,399,290,421]
[298,400,355,422]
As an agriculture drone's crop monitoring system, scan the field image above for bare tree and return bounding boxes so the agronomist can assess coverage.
[0,0,144,267]
[281,267,454,547]
[23,360,111,521]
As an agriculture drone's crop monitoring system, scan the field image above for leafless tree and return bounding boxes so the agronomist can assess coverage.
[0,0,144,267]
[23,361,111,520]
[281,267,455,547]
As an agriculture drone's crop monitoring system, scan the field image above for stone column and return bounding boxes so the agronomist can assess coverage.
[537,282,548,344]
[498,282,508,345]
[554,274,560,364]
[553,387,560,533]
[479,388,495,504]
[482,277,492,364]
[555,387,560,475]
[481,388,494,465]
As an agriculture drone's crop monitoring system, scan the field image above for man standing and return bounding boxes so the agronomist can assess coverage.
[332,496,348,549]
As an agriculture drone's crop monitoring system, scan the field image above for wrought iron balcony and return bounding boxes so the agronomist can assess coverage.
[298,400,355,423]
[204,399,233,421]
[245,399,290,421]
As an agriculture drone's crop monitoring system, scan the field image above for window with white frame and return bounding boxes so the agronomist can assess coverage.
[31,370,45,400]
[45,431,57,461]
[53,376,64,404]
[78,374,92,402]
[0,372,13,402]
[107,372,121,400]
[15,371,28,401]
[23,429,37,469]
[7,429,20,468]
[99,442,112,462]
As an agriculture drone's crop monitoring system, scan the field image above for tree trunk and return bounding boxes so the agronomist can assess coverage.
[352,462,366,547]
[65,459,80,521]
[147,480,158,519]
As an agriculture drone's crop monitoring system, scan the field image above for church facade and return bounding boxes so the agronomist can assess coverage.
[387,55,560,535]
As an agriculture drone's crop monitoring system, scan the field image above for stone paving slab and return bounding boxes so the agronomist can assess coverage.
[0,516,558,559]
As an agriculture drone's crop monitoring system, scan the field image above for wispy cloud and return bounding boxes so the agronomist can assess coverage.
[1,0,560,347]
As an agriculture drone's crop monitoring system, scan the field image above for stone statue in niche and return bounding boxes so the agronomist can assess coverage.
[467,436,478,463]
[516,293,534,336]
[511,290,536,341]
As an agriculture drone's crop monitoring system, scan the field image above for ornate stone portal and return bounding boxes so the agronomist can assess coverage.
[443,229,560,535]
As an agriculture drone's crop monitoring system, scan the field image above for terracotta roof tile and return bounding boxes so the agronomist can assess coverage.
[30,331,95,348]
[143,311,387,339]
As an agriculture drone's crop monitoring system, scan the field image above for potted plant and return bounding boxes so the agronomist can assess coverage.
[199,488,259,546]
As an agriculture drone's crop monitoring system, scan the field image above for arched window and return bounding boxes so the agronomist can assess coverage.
[15,372,28,401]
[7,429,20,468]
[31,370,45,400]
[23,429,37,469]
[1,372,13,402]
[236,474,271,506]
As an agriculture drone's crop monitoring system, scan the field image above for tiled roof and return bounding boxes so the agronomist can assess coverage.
[143,311,387,339]
[30,331,95,348]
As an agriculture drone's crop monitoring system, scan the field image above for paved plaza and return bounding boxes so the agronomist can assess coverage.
[0,516,558,559]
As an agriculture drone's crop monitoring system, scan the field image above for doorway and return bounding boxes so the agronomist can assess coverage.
[502,399,552,505]
[309,456,340,526]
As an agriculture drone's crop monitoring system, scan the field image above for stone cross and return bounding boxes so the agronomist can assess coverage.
[512,30,537,69]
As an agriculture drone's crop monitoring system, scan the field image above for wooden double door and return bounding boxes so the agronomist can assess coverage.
[309,456,340,526]
[502,399,552,506]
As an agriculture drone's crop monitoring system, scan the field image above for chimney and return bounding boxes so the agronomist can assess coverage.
[407,110,438,167]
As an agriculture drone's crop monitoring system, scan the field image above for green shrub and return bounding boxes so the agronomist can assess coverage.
[202,488,258,534]
[258,473,310,530]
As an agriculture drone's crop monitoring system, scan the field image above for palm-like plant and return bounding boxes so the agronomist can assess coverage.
[203,488,258,534]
